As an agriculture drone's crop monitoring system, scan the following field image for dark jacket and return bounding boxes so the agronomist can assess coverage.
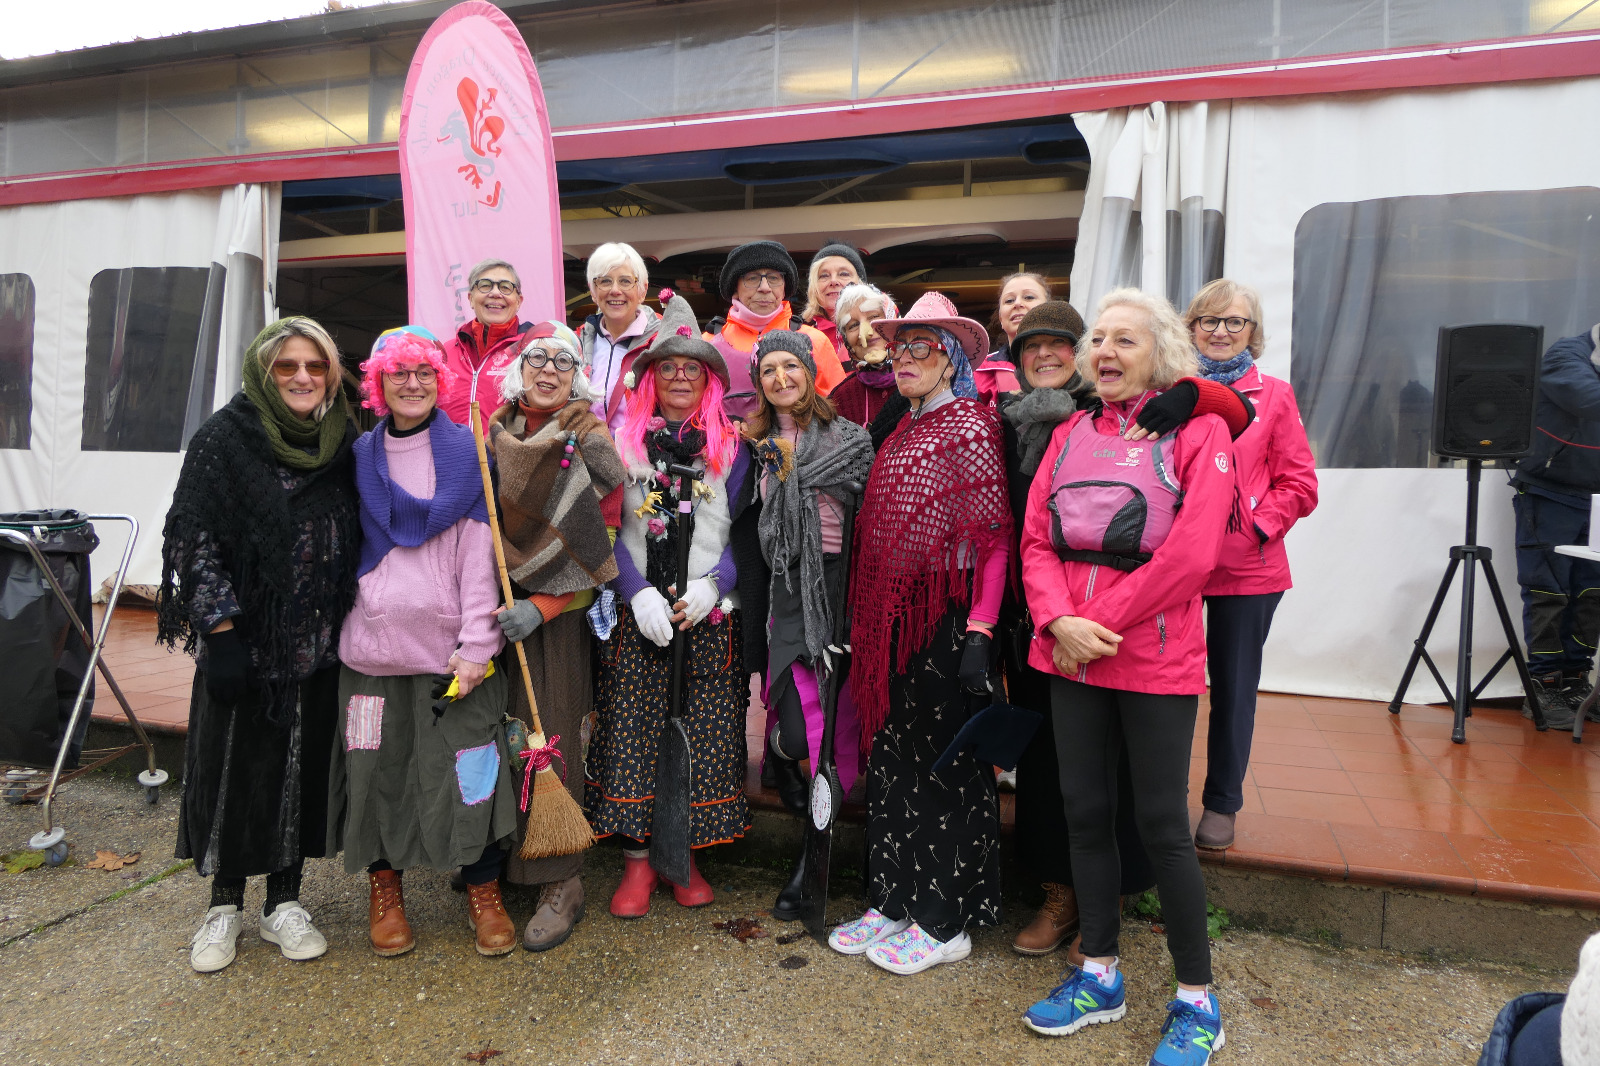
[1476,991,1564,1066]
[1514,328,1600,503]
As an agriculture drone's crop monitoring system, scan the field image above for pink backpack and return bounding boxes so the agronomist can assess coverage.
[1047,413,1184,571]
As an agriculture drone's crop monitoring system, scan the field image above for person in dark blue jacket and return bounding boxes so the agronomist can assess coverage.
[1511,325,1600,727]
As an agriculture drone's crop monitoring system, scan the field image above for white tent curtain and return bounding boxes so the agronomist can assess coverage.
[0,183,280,588]
[1069,101,1231,319]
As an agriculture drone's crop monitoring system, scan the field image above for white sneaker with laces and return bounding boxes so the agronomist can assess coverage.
[190,905,242,972]
[259,901,328,961]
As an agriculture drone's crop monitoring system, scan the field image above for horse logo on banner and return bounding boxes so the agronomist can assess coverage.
[399,1,563,336]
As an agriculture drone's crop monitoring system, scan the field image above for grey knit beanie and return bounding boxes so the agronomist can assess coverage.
[811,240,867,282]
[754,330,816,379]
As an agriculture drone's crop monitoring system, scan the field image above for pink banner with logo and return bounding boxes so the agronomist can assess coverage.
[398,1,563,336]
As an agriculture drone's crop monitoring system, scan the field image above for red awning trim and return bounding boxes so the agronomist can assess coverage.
[4,30,1597,208]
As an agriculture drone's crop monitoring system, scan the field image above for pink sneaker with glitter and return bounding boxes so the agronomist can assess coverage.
[865,923,971,975]
[827,909,912,956]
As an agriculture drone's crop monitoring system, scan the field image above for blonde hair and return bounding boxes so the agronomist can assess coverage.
[1184,278,1266,360]
[1077,288,1198,392]
[253,317,345,421]
[802,252,864,322]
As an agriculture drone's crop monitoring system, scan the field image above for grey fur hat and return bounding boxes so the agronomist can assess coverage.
[625,290,730,390]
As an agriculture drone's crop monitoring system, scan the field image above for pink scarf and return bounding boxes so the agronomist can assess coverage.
[727,299,789,334]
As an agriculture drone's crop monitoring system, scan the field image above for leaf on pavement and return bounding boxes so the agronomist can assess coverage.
[1251,997,1278,1010]
[712,917,768,942]
[2,850,46,873]
[84,849,141,871]
[461,1051,503,1063]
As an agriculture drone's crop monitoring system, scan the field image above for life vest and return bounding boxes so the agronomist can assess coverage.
[1047,413,1184,572]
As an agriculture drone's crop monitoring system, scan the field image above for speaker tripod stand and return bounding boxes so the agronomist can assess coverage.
[1389,459,1544,743]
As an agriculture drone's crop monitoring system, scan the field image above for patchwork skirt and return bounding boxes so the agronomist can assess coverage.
[327,664,517,874]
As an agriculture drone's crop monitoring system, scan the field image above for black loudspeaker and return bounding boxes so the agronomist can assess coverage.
[1431,323,1544,460]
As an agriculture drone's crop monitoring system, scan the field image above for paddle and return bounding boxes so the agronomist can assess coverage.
[649,462,701,888]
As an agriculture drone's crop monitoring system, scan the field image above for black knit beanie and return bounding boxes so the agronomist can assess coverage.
[810,240,867,282]
[720,241,799,302]
[754,329,816,379]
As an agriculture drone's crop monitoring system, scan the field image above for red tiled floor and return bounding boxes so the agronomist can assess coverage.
[80,607,1600,909]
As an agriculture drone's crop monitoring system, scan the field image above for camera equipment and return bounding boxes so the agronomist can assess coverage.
[1390,324,1545,743]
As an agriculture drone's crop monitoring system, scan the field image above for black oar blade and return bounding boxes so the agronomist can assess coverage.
[649,717,693,888]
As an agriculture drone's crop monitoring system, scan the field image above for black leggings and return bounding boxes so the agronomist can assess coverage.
[1051,676,1212,986]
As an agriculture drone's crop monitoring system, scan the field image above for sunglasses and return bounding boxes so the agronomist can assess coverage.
[271,359,331,380]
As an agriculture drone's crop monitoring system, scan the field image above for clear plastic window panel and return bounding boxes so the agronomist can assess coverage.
[1291,188,1600,468]
[0,274,34,449]
[81,265,225,453]
[0,1,1577,179]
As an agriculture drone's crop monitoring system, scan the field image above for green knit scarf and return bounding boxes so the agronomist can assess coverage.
[241,319,352,470]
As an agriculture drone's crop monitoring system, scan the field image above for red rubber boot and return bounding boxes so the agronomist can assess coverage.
[672,855,714,908]
[609,852,659,919]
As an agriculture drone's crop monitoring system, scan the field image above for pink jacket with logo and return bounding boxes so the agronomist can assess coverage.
[439,321,532,433]
[1203,365,1318,597]
[1021,400,1235,695]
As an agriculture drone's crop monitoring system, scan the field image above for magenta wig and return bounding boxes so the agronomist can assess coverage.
[359,326,457,417]
[617,364,738,477]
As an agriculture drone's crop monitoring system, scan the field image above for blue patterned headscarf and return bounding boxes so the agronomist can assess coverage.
[924,325,978,400]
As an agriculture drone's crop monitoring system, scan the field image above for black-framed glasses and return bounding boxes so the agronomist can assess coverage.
[471,278,520,295]
[384,366,437,386]
[523,349,578,372]
[890,340,946,362]
[656,360,705,381]
[1194,315,1253,334]
[739,271,785,290]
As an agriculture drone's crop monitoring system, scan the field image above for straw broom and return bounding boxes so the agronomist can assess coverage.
[470,401,595,860]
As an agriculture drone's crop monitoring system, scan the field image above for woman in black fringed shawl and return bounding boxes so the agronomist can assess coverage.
[157,317,361,974]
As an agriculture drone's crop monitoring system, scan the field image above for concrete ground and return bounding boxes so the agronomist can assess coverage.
[0,770,1573,1066]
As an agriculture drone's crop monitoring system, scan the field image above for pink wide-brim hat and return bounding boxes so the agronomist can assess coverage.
[871,291,990,363]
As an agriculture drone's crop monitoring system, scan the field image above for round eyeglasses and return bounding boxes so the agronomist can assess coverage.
[471,278,520,295]
[524,349,578,372]
[1194,316,1253,334]
[384,366,436,386]
[655,360,705,381]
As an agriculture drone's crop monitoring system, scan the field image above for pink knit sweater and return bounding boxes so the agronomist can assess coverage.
[339,427,505,676]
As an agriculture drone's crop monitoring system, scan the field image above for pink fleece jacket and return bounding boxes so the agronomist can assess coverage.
[339,428,505,676]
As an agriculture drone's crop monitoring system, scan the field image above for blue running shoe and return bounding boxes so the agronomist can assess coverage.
[1022,966,1127,1036]
[1149,997,1226,1066]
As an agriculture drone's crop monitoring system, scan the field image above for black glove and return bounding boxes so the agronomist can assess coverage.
[1134,379,1199,438]
[202,627,250,706]
[958,631,993,695]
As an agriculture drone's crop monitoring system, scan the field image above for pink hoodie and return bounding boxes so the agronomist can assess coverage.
[339,428,505,676]
[1021,401,1235,695]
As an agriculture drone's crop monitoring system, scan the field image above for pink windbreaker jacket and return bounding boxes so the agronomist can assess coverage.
[1021,400,1235,695]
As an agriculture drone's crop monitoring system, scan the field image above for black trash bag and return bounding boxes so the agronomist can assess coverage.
[0,510,99,769]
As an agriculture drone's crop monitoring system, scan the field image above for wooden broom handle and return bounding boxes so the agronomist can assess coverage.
[469,402,546,740]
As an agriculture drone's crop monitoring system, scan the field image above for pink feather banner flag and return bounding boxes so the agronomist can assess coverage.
[398,1,563,336]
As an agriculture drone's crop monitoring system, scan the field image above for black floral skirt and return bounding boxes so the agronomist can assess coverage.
[866,605,1002,940]
[585,604,751,849]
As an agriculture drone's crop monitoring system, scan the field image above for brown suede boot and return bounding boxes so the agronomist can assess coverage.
[522,875,586,953]
[1012,883,1080,955]
[465,880,516,956]
[368,869,414,957]
[1195,809,1236,850]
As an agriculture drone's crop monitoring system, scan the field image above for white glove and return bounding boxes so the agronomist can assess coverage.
[630,587,674,648]
[672,577,719,627]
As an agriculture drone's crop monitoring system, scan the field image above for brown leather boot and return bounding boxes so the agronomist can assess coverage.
[465,879,516,956]
[1012,883,1080,955]
[522,875,586,953]
[1195,809,1236,850]
[368,869,414,957]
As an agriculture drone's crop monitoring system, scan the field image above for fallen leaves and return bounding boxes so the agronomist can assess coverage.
[1251,997,1279,1010]
[777,955,809,969]
[84,850,140,872]
[461,1050,503,1063]
[1,850,46,874]
[711,917,768,942]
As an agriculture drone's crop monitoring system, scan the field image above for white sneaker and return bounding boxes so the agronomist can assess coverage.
[866,923,972,975]
[259,901,328,961]
[190,905,241,972]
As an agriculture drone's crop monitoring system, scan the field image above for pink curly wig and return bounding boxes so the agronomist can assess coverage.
[359,327,457,417]
[617,364,738,477]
